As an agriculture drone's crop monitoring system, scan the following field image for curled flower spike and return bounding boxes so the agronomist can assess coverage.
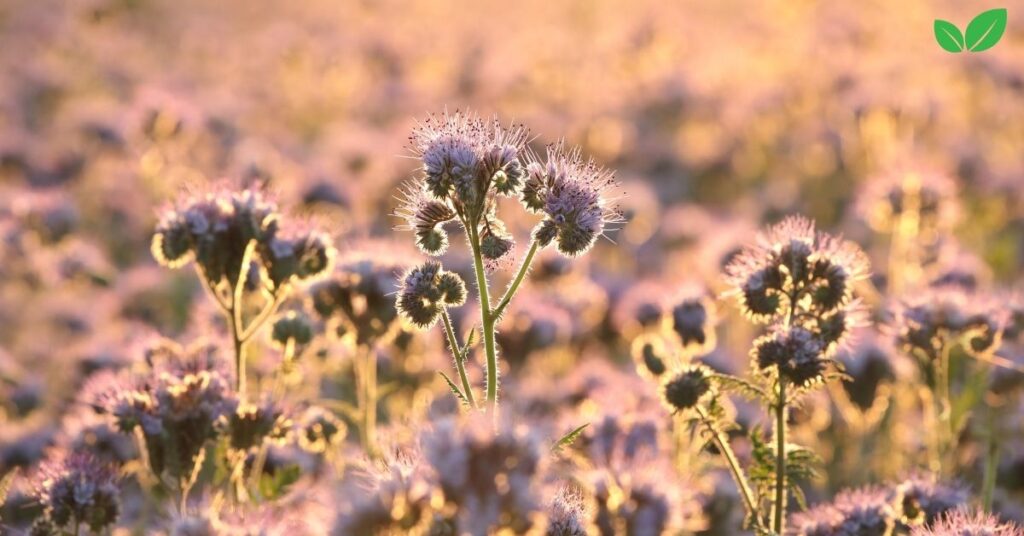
[396,182,457,255]
[524,142,622,258]
[225,399,291,451]
[271,310,314,350]
[910,509,1023,535]
[31,452,121,534]
[660,363,714,411]
[753,326,830,387]
[408,110,529,222]
[725,215,869,324]
[396,261,467,329]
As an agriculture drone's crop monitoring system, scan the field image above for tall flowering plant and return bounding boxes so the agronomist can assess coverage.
[395,111,621,414]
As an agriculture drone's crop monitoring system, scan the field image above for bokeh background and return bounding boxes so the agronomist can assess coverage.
[3,0,1024,533]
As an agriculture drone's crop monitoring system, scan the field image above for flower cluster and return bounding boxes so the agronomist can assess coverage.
[910,510,1023,536]
[152,187,333,293]
[523,143,623,258]
[791,477,970,536]
[29,452,121,535]
[310,248,411,346]
[727,216,869,387]
[423,417,545,534]
[888,286,1006,361]
[88,339,236,481]
[395,261,467,329]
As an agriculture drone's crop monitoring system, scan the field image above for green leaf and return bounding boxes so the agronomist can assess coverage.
[258,464,301,500]
[438,371,469,406]
[965,8,1007,52]
[551,423,589,454]
[713,373,770,402]
[933,19,965,52]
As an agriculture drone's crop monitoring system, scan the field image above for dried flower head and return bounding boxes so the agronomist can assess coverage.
[31,452,121,534]
[396,261,467,329]
[524,142,622,257]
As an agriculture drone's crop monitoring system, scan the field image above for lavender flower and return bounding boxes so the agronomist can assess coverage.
[894,474,969,526]
[911,510,1023,536]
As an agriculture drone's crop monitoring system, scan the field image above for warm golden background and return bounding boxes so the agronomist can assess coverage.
[2,0,1024,533]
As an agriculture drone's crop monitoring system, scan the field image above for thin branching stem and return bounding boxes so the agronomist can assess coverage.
[442,310,476,408]
[467,223,499,413]
[695,406,763,531]
[493,239,539,318]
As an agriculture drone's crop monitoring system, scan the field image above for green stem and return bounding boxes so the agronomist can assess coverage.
[773,377,787,534]
[696,406,762,530]
[935,343,952,475]
[357,344,379,458]
[468,224,498,412]
[492,240,540,318]
[229,240,256,398]
[442,310,476,408]
[982,409,999,511]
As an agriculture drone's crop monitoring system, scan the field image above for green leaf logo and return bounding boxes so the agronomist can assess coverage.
[934,8,1008,53]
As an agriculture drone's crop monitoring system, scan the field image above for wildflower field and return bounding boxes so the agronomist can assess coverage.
[3,0,1024,534]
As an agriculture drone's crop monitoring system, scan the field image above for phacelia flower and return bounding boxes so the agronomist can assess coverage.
[753,326,829,387]
[888,287,1006,361]
[31,452,121,534]
[271,310,314,350]
[396,261,467,329]
[660,364,714,411]
[665,287,717,357]
[423,416,545,535]
[408,110,528,223]
[396,183,457,255]
[726,216,869,324]
[910,509,1023,536]
[894,474,969,527]
[524,142,622,258]
[310,246,411,346]
[296,406,347,454]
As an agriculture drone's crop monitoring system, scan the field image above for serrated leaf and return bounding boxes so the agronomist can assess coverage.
[713,373,770,402]
[934,19,965,52]
[966,8,1007,52]
[551,423,589,454]
[438,372,469,406]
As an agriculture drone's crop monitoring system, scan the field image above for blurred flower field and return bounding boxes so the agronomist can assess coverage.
[2,0,1024,534]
